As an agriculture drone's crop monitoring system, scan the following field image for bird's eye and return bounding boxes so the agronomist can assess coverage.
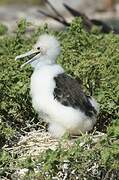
[37,47,40,50]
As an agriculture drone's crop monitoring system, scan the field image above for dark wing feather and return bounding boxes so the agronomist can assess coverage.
[54,73,97,117]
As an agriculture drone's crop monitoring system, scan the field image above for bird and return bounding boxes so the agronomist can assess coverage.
[15,34,99,138]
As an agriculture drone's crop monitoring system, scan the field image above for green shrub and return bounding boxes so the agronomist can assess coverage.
[0,18,119,142]
[58,18,119,130]
[0,20,36,145]
[1,18,119,130]
[24,135,119,179]
[0,19,49,144]
[0,18,119,179]
[0,0,43,5]
[1,134,118,179]
[0,24,8,36]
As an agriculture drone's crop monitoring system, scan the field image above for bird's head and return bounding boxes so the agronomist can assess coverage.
[15,34,61,68]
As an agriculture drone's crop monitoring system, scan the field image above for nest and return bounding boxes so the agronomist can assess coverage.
[4,129,106,160]
[5,130,76,158]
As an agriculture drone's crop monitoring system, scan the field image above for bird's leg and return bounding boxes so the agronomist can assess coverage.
[48,122,66,138]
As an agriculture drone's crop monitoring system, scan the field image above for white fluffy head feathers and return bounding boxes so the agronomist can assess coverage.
[15,34,61,68]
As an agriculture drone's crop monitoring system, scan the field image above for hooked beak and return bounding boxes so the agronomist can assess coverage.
[15,49,41,68]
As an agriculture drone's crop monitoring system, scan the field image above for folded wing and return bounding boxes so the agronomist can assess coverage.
[54,73,97,117]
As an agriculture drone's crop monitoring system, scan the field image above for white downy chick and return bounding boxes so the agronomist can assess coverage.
[16,34,99,138]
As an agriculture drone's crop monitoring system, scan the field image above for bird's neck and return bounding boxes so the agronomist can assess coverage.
[31,57,55,69]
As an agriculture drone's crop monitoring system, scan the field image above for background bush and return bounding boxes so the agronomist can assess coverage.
[0,18,119,179]
[58,18,119,132]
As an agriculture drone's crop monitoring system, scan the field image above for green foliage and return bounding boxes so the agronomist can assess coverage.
[0,20,50,145]
[1,134,118,179]
[107,120,119,138]
[0,23,8,36]
[0,0,43,5]
[0,121,15,148]
[0,18,119,179]
[0,150,13,177]
[58,18,119,132]
[59,18,119,121]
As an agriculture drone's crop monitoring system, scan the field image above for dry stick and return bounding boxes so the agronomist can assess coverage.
[38,9,70,26]
[44,0,69,26]
[63,3,116,33]
[45,0,65,20]
[63,3,93,30]
[63,3,83,17]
